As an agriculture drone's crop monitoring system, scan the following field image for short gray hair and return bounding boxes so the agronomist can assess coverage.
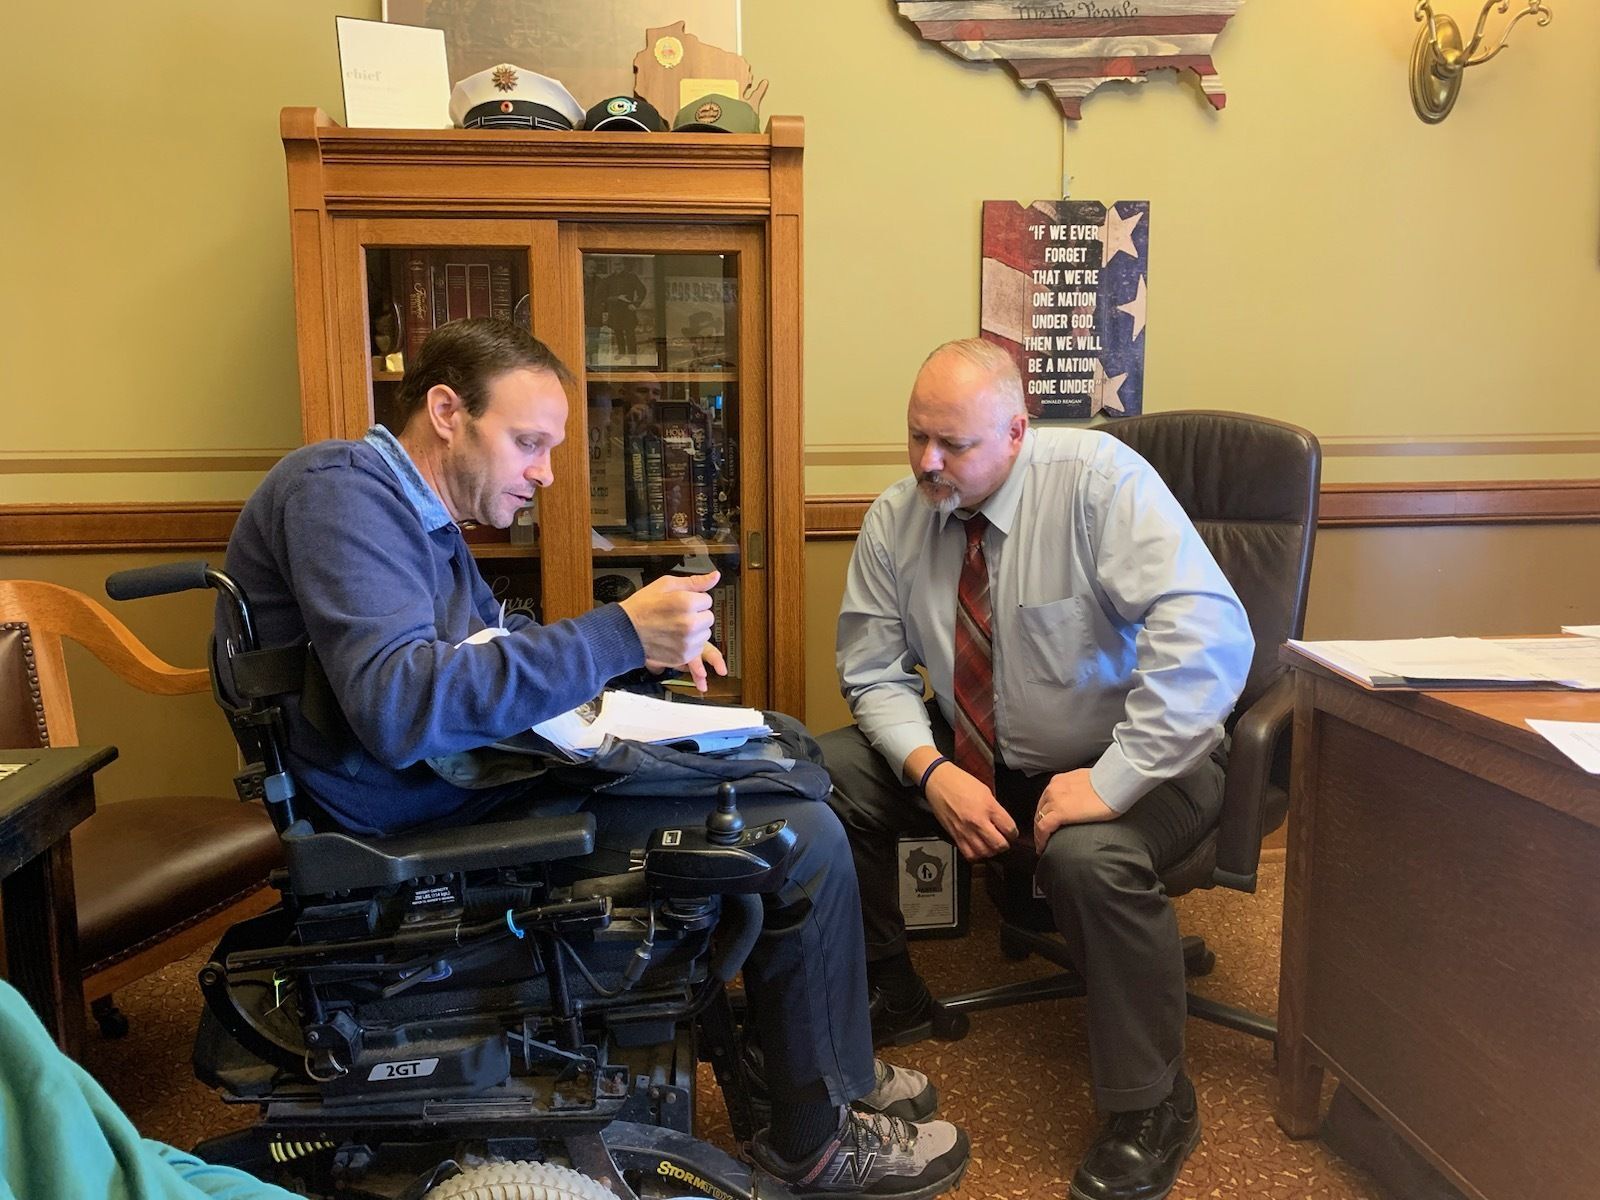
[919,338,1026,426]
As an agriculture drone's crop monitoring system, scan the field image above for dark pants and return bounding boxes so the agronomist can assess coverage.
[494,712,876,1110]
[820,708,1224,1112]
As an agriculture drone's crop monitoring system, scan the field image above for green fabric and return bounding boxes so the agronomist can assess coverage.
[0,980,302,1200]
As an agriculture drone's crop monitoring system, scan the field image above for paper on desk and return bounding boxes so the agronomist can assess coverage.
[1526,720,1600,774]
[1484,638,1600,689]
[1287,637,1585,688]
[1562,625,1600,638]
[530,689,771,759]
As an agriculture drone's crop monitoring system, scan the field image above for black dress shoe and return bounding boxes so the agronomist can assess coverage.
[1069,1074,1201,1200]
[867,981,970,1047]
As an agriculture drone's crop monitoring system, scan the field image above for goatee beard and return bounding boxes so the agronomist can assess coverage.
[917,476,961,518]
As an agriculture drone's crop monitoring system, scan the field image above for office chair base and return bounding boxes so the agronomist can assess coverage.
[1184,994,1276,1042]
[942,924,1274,1042]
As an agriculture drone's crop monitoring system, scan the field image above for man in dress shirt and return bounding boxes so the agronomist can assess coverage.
[820,338,1254,1200]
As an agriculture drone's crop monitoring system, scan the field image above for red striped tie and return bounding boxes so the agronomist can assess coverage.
[953,514,996,791]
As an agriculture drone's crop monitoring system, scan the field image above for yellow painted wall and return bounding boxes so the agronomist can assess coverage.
[750,1,1600,494]
[4,2,1598,788]
[4,1,1597,504]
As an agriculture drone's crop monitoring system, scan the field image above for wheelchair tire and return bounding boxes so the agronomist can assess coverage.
[423,1161,617,1200]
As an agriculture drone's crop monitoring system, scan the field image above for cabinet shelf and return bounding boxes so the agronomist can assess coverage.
[469,543,539,559]
[587,371,737,384]
[596,535,739,558]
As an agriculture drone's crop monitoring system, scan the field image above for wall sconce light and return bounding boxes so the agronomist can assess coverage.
[1411,1,1553,123]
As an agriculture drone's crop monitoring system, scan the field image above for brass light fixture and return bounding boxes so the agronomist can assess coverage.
[1411,1,1553,123]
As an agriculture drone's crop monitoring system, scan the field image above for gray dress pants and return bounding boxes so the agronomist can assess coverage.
[820,707,1224,1112]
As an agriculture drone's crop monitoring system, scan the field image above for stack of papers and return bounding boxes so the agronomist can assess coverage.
[1288,637,1600,690]
[531,690,772,760]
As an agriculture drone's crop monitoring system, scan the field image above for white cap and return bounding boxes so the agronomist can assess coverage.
[449,63,583,131]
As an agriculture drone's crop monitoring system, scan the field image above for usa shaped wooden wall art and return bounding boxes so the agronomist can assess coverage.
[894,1,1246,120]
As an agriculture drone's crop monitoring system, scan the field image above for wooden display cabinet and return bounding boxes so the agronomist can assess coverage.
[280,107,805,716]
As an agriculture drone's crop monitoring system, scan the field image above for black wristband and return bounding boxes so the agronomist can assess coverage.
[917,754,950,793]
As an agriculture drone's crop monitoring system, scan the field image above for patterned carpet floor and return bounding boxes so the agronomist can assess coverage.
[81,860,1383,1199]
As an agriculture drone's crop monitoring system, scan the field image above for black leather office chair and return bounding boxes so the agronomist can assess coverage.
[941,410,1321,1041]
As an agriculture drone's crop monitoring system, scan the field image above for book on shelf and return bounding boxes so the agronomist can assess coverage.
[641,431,666,541]
[489,259,514,320]
[399,250,433,366]
[693,409,717,539]
[392,249,525,365]
[710,423,736,540]
[625,428,650,540]
[588,403,629,529]
[713,578,740,678]
[659,414,697,539]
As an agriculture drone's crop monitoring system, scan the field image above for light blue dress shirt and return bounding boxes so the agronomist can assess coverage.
[837,426,1254,814]
[364,424,453,532]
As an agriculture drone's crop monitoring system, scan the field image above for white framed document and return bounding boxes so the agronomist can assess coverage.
[335,16,452,129]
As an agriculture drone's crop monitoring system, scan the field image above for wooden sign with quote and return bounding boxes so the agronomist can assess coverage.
[893,1,1246,120]
[981,199,1149,420]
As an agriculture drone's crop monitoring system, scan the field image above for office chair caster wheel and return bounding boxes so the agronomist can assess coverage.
[1181,936,1216,977]
[423,1161,615,1200]
[91,996,130,1039]
[929,1004,970,1042]
[998,925,1032,962]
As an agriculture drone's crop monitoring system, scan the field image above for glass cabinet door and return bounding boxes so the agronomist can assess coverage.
[581,247,749,703]
[357,237,544,623]
[361,244,532,431]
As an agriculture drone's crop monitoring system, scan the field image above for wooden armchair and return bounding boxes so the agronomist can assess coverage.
[0,579,281,1036]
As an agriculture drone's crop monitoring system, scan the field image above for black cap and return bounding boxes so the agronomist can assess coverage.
[583,95,665,133]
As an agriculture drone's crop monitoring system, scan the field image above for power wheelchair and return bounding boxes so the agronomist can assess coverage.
[107,561,805,1200]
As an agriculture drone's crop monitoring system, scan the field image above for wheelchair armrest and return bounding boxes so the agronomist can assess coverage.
[282,812,597,894]
[1213,673,1295,892]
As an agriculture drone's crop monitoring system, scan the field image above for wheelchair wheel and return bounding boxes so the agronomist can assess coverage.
[423,1161,616,1200]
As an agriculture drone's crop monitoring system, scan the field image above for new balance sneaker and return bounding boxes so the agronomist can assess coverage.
[854,1058,938,1122]
[751,1108,969,1199]
[744,1046,939,1126]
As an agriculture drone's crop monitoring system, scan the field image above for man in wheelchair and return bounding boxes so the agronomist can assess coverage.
[122,320,969,1200]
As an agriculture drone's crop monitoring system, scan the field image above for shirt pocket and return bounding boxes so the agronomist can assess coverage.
[1012,595,1098,687]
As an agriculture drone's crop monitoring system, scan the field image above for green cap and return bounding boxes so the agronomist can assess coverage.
[672,93,759,134]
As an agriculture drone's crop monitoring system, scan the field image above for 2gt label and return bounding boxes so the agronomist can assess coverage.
[368,1058,439,1081]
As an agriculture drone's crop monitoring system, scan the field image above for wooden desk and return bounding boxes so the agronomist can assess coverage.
[0,745,116,1056]
[1276,652,1600,1200]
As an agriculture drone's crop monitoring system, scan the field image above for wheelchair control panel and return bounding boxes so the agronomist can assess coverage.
[643,783,799,895]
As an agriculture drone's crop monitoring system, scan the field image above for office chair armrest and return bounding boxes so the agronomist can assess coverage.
[1213,673,1296,891]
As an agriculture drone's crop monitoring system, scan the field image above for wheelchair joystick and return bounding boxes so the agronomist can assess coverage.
[642,783,798,895]
[705,782,744,846]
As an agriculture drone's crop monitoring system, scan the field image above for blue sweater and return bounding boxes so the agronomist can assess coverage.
[224,435,643,834]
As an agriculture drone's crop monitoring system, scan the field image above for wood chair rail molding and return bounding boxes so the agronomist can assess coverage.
[810,480,1600,539]
[2,481,1599,554]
